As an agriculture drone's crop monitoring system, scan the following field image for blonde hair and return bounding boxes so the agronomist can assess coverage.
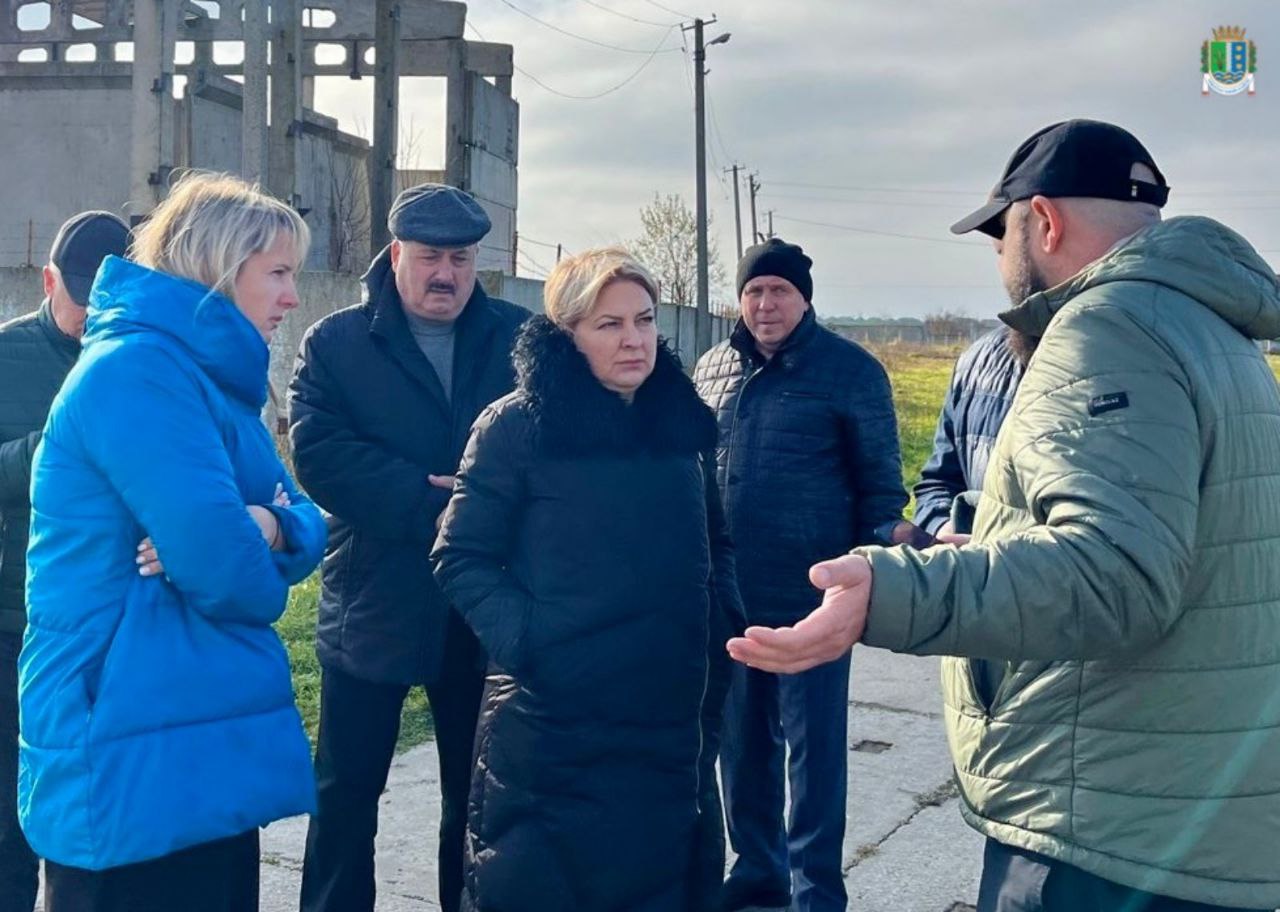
[543,246,659,327]
[130,171,310,297]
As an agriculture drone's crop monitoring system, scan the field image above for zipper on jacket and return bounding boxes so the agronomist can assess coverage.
[722,363,761,526]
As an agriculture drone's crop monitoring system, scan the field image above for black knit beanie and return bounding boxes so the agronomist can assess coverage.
[735,238,813,302]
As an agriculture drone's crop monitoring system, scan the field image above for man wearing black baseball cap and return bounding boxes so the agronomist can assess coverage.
[729,120,1280,912]
[0,209,127,911]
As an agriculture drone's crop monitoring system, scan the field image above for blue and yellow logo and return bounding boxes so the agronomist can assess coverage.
[1202,26,1256,96]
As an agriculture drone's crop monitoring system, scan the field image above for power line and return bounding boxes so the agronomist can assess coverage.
[773,214,983,247]
[573,0,676,28]
[638,0,694,18]
[489,0,681,54]
[517,249,551,277]
[518,235,562,250]
[467,20,675,100]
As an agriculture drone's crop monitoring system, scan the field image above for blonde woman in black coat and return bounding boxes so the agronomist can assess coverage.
[432,247,743,912]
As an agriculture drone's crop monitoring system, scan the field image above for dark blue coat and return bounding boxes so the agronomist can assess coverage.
[693,310,907,626]
[288,248,528,685]
[912,327,1023,534]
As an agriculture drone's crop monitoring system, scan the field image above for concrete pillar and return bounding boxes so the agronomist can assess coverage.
[301,74,316,109]
[193,38,214,68]
[369,0,401,252]
[241,0,269,185]
[495,74,512,96]
[444,39,468,190]
[269,0,304,206]
[129,0,178,220]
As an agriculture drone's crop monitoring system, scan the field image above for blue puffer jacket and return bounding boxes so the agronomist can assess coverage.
[19,256,326,870]
[911,327,1023,534]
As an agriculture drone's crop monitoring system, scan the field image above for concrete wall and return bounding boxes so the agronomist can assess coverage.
[478,271,544,314]
[0,67,134,267]
[181,73,245,177]
[0,268,41,323]
[0,63,370,276]
[466,75,518,275]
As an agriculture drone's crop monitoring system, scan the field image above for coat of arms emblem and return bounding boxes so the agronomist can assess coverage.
[1202,26,1257,96]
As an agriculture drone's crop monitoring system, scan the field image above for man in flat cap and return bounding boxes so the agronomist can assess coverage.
[731,121,1280,911]
[0,210,128,912]
[693,239,907,912]
[290,184,527,912]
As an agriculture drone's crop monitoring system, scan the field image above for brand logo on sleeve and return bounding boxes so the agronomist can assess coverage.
[1088,392,1130,416]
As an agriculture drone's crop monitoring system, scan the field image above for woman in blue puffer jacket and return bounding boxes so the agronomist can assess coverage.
[19,172,326,911]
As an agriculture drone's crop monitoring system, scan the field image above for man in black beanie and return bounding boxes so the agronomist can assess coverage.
[694,238,907,912]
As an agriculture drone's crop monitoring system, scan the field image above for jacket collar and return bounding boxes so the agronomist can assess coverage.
[37,298,80,359]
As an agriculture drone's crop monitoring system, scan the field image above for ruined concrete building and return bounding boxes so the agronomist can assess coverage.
[0,1,520,274]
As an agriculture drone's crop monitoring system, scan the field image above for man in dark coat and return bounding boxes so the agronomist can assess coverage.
[693,239,907,912]
[0,211,128,912]
[289,184,528,912]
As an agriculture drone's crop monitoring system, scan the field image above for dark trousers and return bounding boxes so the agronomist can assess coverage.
[299,619,484,912]
[720,651,851,912]
[0,632,37,912]
[976,838,1270,912]
[44,830,259,912]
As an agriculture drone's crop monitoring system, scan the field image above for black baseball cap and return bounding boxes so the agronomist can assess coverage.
[49,211,131,306]
[950,120,1170,239]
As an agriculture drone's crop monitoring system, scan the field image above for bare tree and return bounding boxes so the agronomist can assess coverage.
[631,193,729,309]
[326,142,371,274]
[923,309,977,345]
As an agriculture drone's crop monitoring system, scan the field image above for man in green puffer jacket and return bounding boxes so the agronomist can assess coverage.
[728,120,1280,912]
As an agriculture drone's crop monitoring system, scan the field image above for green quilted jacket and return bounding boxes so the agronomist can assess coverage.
[859,216,1280,907]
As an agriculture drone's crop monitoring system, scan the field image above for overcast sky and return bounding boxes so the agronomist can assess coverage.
[21,1,1269,319]
[310,0,1279,319]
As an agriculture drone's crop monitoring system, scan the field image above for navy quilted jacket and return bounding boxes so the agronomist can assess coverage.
[693,310,907,625]
[912,327,1023,534]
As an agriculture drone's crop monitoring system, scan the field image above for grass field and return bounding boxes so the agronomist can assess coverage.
[278,347,1280,747]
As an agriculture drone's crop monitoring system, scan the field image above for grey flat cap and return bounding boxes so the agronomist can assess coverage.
[388,183,491,247]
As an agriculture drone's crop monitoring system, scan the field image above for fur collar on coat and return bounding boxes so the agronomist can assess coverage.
[511,314,718,459]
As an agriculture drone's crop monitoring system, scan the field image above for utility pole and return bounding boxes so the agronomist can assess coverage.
[766,209,775,239]
[685,18,730,360]
[726,164,743,260]
[748,173,761,244]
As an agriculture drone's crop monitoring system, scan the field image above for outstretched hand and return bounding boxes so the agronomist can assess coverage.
[726,554,873,674]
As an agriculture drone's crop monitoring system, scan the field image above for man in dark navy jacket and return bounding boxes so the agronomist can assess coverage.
[289,185,527,912]
[912,326,1024,538]
[693,239,907,912]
